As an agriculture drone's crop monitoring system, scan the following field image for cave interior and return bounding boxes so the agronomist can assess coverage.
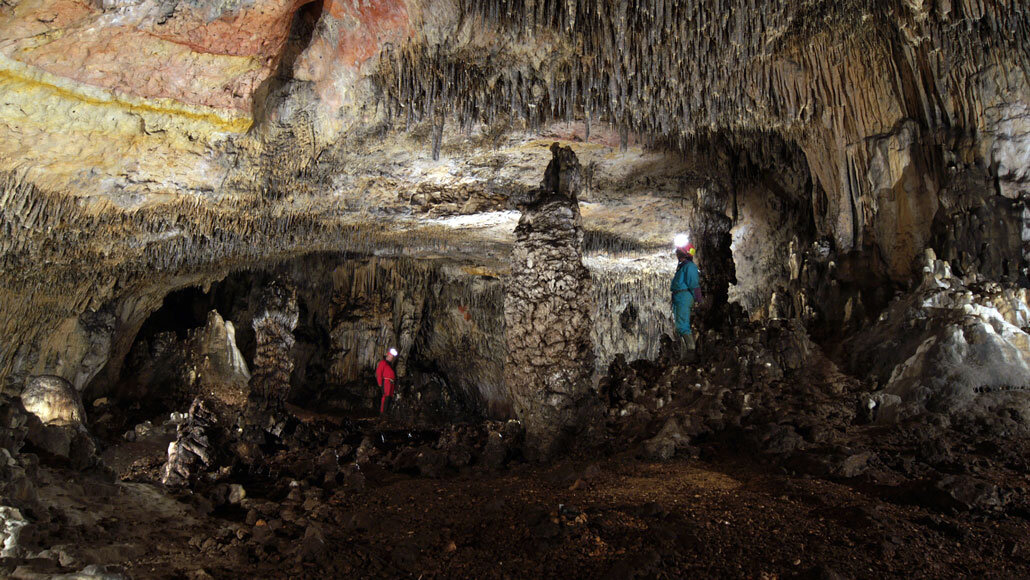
[1,0,1030,578]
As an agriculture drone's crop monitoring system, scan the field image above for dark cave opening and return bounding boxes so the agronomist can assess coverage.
[89,275,267,432]
[90,254,506,439]
[132,286,214,342]
[275,1,324,83]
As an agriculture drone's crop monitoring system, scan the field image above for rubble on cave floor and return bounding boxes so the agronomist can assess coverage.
[4,416,1030,578]
[4,293,1030,576]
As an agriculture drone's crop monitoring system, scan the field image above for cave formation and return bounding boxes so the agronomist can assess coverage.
[1,0,1030,577]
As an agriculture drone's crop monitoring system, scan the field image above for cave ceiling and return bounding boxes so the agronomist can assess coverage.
[0,0,1028,384]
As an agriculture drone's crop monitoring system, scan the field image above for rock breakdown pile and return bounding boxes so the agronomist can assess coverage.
[5,271,1030,576]
[602,309,1030,516]
[848,249,1030,428]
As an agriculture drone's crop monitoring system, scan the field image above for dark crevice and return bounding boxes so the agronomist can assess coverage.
[251,0,324,125]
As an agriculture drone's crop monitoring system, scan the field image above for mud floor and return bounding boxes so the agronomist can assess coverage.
[6,441,1029,579]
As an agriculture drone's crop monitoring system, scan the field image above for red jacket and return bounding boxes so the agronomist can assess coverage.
[376,359,396,396]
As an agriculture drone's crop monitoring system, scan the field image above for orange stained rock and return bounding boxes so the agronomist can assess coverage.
[323,0,411,69]
[147,0,307,58]
[0,0,313,112]
[0,0,96,46]
[12,26,268,111]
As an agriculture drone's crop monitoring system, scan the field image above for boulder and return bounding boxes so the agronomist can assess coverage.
[923,475,1007,513]
[0,506,29,558]
[25,421,97,470]
[643,418,689,461]
[20,375,85,426]
[295,525,328,564]
[18,380,96,469]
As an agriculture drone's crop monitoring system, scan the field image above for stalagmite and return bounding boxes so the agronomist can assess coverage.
[504,143,598,458]
[249,279,300,409]
[160,397,216,488]
[0,0,1029,577]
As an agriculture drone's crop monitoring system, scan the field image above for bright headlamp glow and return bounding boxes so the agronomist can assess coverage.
[389,348,399,357]
[674,233,689,248]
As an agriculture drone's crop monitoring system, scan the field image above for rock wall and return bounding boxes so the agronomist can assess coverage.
[505,145,597,457]
[1,0,1028,440]
[849,250,1030,431]
[416,266,510,417]
[729,183,804,318]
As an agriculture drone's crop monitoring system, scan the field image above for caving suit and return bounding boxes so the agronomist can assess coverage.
[376,358,396,414]
[670,258,700,337]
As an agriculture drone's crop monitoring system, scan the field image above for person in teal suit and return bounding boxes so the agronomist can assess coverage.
[670,237,700,360]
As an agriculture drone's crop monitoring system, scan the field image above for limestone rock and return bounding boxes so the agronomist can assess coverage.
[19,376,96,468]
[187,310,251,408]
[20,375,85,426]
[249,279,299,408]
[851,252,1030,425]
[161,398,217,488]
[505,144,598,458]
[25,421,97,469]
[926,475,1006,513]
[0,506,29,558]
[642,418,689,461]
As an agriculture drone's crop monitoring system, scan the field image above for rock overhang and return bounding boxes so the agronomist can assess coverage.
[0,0,1028,393]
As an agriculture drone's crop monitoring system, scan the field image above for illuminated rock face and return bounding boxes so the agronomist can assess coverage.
[0,1,1028,438]
[20,376,84,426]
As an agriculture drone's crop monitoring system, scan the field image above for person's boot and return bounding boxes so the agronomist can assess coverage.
[679,333,697,364]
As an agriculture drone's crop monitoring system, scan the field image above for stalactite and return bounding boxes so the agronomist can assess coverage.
[369,0,1027,177]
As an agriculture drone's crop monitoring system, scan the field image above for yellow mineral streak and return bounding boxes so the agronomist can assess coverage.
[0,53,254,196]
[0,53,251,134]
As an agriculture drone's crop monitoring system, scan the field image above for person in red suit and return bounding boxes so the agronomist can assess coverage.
[376,347,398,415]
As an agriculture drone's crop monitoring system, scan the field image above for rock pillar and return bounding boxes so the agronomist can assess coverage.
[505,143,596,458]
[237,278,299,464]
[249,279,299,409]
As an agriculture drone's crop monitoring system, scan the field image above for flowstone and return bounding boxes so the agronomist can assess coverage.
[851,250,1030,427]
[20,375,85,426]
[505,144,598,458]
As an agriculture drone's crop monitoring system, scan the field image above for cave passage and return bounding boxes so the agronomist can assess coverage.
[3,0,1030,576]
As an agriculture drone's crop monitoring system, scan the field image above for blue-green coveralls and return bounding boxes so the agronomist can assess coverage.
[670,259,700,336]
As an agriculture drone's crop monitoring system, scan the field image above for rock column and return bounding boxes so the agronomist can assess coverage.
[505,144,596,458]
[238,278,298,461]
[249,279,299,409]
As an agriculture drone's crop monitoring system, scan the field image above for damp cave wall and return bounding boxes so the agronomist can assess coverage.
[0,0,1029,425]
[76,251,683,421]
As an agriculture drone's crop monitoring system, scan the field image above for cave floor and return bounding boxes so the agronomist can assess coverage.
[16,449,1030,579]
